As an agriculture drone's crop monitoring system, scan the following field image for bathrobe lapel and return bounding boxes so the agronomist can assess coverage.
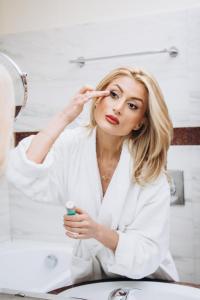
[86,126,132,229]
[97,142,132,230]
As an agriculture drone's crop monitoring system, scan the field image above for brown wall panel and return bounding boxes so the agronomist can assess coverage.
[15,127,200,146]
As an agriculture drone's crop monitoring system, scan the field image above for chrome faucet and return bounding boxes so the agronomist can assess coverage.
[108,287,136,300]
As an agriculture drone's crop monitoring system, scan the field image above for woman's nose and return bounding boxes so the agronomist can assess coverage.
[112,100,124,115]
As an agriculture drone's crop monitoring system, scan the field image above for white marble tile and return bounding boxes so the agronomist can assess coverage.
[170,203,194,258]
[194,226,200,261]
[184,171,200,204]
[192,201,200,223]
[187,8,200,126]
[192,202,200,260]
[194,259,200,284]
[170,227,194,259]
[0,212,10,243]
[170,201,193,221]
[191,171,200,203]
[168,146,200,171]
[174,257,195,283]
[1,8,199,130]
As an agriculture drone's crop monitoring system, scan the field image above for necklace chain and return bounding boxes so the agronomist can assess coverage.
[97,151,121,183]
[101,174,111,181]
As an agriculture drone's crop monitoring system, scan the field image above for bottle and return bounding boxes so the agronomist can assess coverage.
[65,201,76,215]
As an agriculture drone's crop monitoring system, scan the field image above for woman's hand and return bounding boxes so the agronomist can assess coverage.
[62,86,110,124]
[63,207,119,252]
[63,207,100,239]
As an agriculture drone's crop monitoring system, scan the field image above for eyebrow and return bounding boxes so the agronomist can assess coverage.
[113,84,144,103]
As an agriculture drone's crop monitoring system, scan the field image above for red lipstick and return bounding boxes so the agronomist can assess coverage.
[105,114,119,125]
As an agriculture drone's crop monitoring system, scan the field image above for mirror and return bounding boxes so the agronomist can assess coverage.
[0,2,199,292]
[0,52,28,117]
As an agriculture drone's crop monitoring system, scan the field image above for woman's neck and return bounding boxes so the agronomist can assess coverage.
[96,126,123,160]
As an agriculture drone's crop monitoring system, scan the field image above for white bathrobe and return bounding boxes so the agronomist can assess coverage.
[7,126,179,283]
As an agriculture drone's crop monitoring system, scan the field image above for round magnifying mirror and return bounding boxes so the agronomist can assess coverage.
[0,52,28,118]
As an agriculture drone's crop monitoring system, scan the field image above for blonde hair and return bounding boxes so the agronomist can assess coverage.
[0,65,15,176]
[89,67,173,185]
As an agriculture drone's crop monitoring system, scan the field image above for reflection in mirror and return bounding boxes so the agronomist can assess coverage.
[0,52,28,118]
[1,3,200,292]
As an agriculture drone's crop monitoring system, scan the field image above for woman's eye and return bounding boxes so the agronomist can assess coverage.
[110,90,119,99]
[128,103,138,110]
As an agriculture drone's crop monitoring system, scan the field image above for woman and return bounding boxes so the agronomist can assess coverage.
[0,64,14,175]
[8,67,179,283]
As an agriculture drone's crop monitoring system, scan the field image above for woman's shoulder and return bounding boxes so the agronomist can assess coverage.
[139,171,170,198]
[151,171,169,185]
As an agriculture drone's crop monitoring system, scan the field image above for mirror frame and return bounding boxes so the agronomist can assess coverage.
[0,52,28,117]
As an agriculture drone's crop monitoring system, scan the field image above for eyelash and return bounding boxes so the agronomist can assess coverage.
[127,103,138,110]
[110,90,119,99]
[109,90,138,110]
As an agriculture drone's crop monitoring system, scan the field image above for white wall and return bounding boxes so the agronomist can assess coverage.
[0,0,200,35]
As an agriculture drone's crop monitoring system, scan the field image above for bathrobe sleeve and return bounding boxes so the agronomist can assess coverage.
[7,129,76,204]
[106,174,171,279]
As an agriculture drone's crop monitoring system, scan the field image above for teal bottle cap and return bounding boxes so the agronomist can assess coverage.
[65,201,76,215]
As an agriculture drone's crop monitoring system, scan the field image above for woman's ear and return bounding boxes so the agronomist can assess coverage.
[133,122,143,131]
[133,116,147,131]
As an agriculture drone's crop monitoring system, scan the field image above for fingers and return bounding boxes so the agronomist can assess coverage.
[79,90,110,105]
[63,213,85,222]
[75,207,84,214]
[78,85,94,94]
[72,88,110,111]
[63,220,85,228]
[63,207,95,240]
[65,230,86,239]
[64,225,86,234]
[84,90,110,99]
[64,223,87,239]
[78,87,110,99]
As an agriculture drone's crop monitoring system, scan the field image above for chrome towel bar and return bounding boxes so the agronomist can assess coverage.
[69,46,179,67]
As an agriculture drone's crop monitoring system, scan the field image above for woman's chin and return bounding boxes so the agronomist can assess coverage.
[96,122,123,137]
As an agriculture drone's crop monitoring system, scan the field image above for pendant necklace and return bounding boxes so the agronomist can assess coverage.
[101,174,111,181]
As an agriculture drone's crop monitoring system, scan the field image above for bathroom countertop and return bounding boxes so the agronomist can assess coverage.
[49,278,200,295]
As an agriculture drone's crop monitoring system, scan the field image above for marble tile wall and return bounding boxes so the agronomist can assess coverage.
[0,7,199,284]
[168,146,200,283]
[0,8,198,131]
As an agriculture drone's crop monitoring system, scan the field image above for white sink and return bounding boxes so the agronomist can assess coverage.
[59,280,200,300]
